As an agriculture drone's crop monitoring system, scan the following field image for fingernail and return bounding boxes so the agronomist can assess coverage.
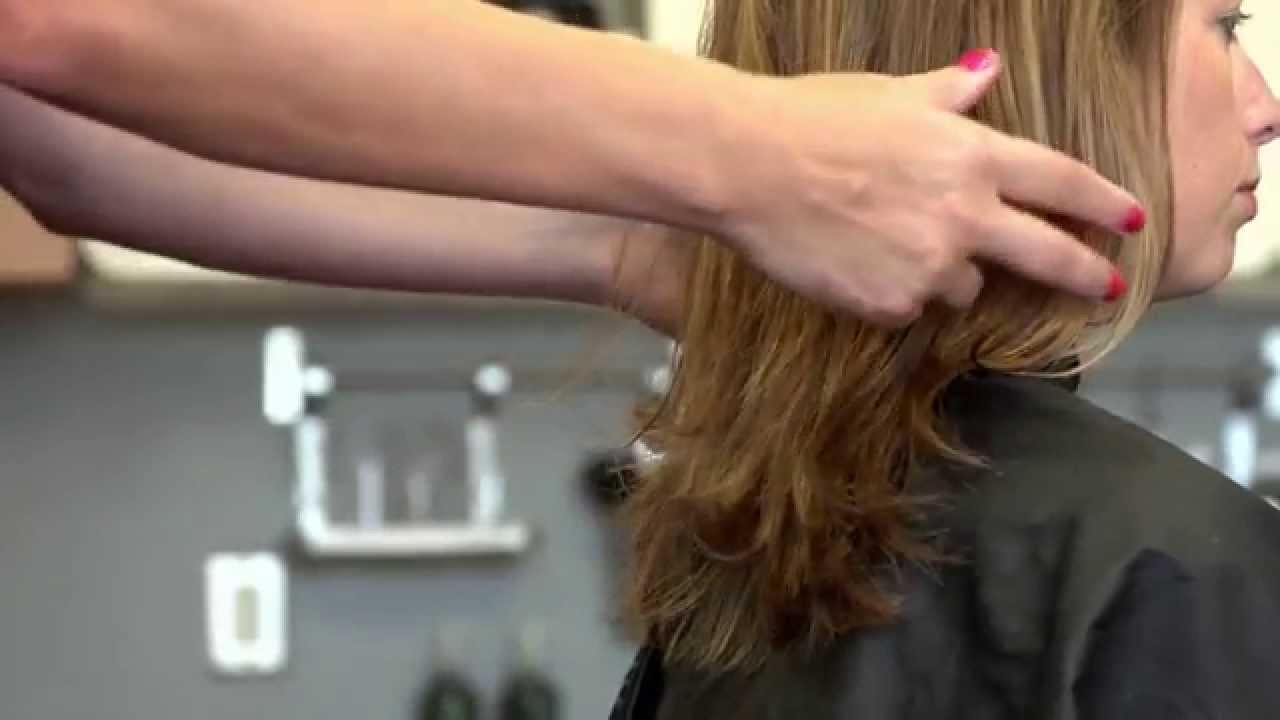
[956,49,996,72]
[1121,205,1147,234]
[1104,269,1128,302]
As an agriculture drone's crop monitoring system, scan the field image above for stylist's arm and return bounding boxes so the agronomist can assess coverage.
[2,0,1143,325]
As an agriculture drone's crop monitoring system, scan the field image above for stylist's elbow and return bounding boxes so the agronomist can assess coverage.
[0,1,80,90]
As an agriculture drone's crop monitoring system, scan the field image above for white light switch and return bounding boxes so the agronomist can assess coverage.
[205,553,288,676]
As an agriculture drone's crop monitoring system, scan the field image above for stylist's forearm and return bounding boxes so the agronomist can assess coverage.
[4,0,748,233]
[0,85,620,307]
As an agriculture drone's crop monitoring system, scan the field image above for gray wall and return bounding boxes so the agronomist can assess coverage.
[1081,289,1280,463]
[0,289,666,720]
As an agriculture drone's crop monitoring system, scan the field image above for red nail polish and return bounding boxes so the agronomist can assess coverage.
[1121,206,1147,233]
[956,49,996,72]
[1104,270,1128,302]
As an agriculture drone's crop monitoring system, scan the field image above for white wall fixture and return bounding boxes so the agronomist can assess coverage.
[260,326,676,558]
[205,553,287,676]
[261,326,532,558]
[1221,401,1259,488]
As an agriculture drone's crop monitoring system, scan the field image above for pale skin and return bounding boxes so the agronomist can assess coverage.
[0,0,1147,326]
[0,86,685,335]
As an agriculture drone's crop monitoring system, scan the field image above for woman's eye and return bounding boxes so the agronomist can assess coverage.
[1219,10,1253,42]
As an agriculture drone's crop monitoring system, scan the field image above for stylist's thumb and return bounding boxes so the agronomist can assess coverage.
[914,49,1002,112]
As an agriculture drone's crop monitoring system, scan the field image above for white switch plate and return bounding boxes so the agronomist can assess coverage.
[205,553,288,676]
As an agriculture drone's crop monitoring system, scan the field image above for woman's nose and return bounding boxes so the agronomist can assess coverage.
[1243,56,1280,146]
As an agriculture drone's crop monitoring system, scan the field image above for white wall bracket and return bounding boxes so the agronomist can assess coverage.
[262,326,532,558]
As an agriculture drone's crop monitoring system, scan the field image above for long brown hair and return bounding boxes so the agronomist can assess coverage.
[620,0,1176,672]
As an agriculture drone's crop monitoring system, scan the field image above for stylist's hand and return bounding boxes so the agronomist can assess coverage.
[719,49,1142,327]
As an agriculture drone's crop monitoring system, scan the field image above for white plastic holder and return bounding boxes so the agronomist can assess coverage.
[262,326,532,559]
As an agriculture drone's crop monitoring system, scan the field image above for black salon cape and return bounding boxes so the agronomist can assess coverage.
[610,372,1280,720]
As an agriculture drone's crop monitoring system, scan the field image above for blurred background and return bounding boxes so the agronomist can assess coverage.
[0,2,1277,718]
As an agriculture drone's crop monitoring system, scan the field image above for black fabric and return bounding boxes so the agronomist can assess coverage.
[609,372,1280,719]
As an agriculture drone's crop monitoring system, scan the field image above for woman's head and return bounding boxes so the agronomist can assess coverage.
[622,0,1278,672]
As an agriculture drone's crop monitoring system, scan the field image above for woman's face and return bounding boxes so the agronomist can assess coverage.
[1160,0,1280,299]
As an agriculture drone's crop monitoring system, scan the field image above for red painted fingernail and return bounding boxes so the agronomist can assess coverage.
[1104,269,1128,302]
[957,48,996,72]
[1121,205,1147,233]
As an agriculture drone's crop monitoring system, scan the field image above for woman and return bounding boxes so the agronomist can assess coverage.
[613,1,1280,718]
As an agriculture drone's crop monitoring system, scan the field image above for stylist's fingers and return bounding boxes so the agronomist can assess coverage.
[916,49,1143,302]
[918,50,1143,242]
[916,48,1004,112]
[937,262,985,310]
[991,131,1147,241]
[976,203,1126,302]
[718,54,1143,326]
